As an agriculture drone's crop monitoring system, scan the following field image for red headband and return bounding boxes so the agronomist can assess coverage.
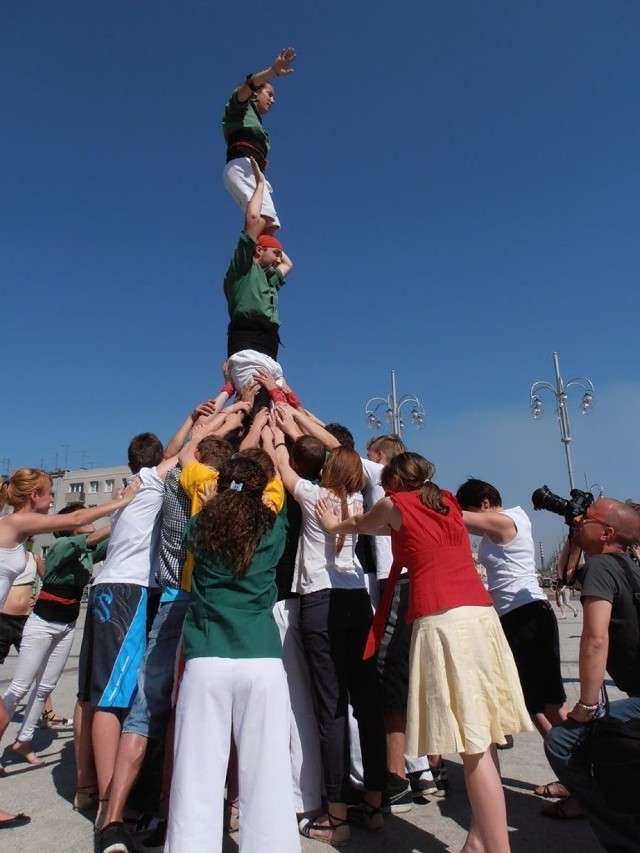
[257,235,283,251]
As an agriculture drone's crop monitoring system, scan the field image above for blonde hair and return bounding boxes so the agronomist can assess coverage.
[0,468,52,510]
[367,434,406,460]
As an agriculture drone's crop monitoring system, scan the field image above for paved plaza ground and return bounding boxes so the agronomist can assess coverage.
[0,599,611,852]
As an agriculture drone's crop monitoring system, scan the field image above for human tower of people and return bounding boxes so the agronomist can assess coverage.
[2,47,638,853]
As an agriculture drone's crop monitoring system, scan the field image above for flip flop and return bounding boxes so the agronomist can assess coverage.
[0,813,31,829]
[534,781,570,799]
[540,797,584,820]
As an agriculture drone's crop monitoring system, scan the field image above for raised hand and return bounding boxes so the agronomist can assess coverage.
[237,380,260,405]
[197,479,219,505]
[272,47,297,77]
[193,399,219,420]
[251,407,271,431]
[254,367,278,391]
[249,156,265,185]
[272,404,297,437]
[224,401,252,417]
[118,477,142,503]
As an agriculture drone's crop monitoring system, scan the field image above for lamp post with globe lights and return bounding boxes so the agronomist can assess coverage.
[365,370,425,437]
[529,351,595,492]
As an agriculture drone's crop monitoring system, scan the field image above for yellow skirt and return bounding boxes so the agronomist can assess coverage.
[406,605,533,757]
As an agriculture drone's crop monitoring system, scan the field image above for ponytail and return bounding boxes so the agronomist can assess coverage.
[381,453,449,515]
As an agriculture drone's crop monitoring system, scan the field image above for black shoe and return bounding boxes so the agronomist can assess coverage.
[140,820,167,853]
[429,761,449,797]
[382,771,413,813]
[99,821,132,853]
[407,768,438,795]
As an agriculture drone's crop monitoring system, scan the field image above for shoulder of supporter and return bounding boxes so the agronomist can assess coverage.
[224,88,249,116]
[268,267,286,288]
[165,463,182,484]
[265,476,285,514]
[136,466,164,490]
[293,477,322,507]
[46,534,88,565]
[361,457,382,486]
[580,554,621,603]
[225,231,258,284]
[179,462,218,499]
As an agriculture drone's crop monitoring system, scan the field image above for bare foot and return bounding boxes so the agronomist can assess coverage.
[11,740,45,766]
[460,833,485,853]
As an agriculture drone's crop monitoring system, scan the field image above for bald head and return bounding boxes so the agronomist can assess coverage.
[594,498,640,547]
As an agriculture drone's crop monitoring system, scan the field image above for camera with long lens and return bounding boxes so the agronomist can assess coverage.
[531,484,594,525]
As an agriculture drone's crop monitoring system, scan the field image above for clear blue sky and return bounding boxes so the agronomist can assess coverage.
[2,0,639,558]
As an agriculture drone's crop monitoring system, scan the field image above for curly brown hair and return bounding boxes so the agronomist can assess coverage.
[191,456,275,577]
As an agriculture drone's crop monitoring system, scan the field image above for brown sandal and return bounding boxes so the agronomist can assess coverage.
[534,780,570,799]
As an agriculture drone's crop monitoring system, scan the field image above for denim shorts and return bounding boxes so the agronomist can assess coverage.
[122,595,189,739]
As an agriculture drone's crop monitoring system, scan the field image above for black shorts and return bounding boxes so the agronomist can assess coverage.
[78,583,149,709]
[0,613,28,663]
[376,577,411,715]
[500,599,566,714]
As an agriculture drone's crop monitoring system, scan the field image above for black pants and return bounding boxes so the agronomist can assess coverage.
[299,588,386,802]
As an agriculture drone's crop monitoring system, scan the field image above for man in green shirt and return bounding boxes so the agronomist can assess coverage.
[224,157,294,398]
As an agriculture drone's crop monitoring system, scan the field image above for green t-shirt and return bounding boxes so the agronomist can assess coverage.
[182,513,285,660]
[42,534,109,591]
[222,89,270,164]
[223,231,285,325]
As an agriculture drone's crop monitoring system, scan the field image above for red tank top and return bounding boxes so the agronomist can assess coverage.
[364,489,491,658]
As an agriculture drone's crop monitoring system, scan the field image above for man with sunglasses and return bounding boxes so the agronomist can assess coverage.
[544,498,640,848]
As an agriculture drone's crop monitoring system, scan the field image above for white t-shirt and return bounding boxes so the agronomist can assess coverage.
[477,506,546,616]
[361,457,394,582]
[94,467,164,588]
[292,479,366,595]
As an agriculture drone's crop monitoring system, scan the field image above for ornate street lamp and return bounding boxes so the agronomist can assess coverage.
[365,370,425,436]
[529,351,595,491]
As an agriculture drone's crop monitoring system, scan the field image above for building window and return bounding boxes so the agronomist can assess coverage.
[41,546,49,559]
[70,483,83,493]
[89,481,99,494]
[122,478,128,488]
[104,479,114,493]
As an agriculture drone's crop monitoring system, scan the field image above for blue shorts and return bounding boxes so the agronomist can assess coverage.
[78,583,148,709]
[122,593,189,739]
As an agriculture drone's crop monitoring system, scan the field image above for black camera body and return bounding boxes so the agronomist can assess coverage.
[531,484,594,525]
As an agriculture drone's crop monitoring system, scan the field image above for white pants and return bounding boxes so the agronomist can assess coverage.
[273,599,323,814]
[166,657,300,853]
[228,350,284,393]
[223,158,280,229]
[2,613,76,741]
